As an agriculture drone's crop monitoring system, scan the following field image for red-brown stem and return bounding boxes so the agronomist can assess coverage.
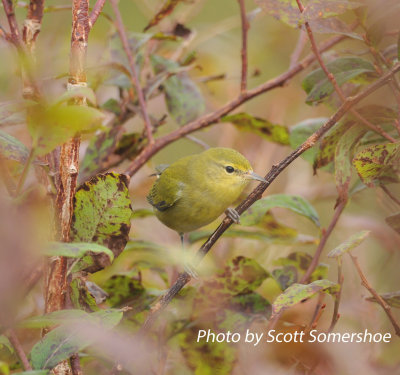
[89,0,106,28]
[237,0,249,93]
[295,0,395,143]
[300,200,346,284]
[350,254,400,336]
[22,0,44,53]
[381,184,400,207]
[329,258,343,332]
[125,34,350,177]
[6,329,32,370]
[1,0,21,45]
[141,65,400,330]
[110,0,154,144]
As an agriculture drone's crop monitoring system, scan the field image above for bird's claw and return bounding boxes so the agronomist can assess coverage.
[226,208,240,224]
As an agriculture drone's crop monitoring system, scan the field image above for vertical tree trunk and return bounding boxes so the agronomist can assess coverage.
[43,1,89,374]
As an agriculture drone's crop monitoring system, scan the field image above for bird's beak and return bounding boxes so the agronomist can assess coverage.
[245,171,267,183]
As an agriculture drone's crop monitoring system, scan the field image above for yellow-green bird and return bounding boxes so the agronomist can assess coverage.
[147,147,266,274]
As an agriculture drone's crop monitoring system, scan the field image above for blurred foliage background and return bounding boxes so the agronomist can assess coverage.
[1,0,400,374]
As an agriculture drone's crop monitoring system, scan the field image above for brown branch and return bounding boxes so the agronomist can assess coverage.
[1,0,21,45]
[350,254,400,336]
[89,0,106,28]
[141,64,400,330]
[300,200,346,283]
[22,0,44,53]
[125,33,349,177]
[110,0,154,145]
[6,329,32,371]
[295,0,395,143]
[381,184,400,208]
[329,258,343,332]
[237,0,249,93]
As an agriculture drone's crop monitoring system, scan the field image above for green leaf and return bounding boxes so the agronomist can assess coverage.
[70,173,132,272]
[335,124,367,204]
[256,0,362,28]
[52,87,97,106]
[221,113,289,145]
[271,280,339,316]
[289,118,328,163]
[45,242,114,261]
[302,57,375,104]
[271,266,298,290]
[79,127,120,183]
[241,194,320,227]
[28,103,104,156]
[352,142,400,187]
[70,278,100,312]
[0,361,9,375]
[0,335,13,353]
[313,123,347,171]
[215,256,269,295]
[366,291,400,308]
[386,212,400,235]
[19,310,89,329]
[151,55,205,126]
[144,0,183,31]
[327,230,370,258]
[0,129,29,163]
[30,310,123,370]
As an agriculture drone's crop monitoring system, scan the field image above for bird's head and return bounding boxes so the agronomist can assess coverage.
[197,147,266,187]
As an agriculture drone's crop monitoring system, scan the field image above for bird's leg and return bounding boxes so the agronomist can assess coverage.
[225,207,240,224]
[181,233,198,279]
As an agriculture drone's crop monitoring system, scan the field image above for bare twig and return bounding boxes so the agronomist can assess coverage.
[110,0,154,144]
[381,184,400,208]
[295,0,396,143]
[6,329,32,370]
[350,254,400,336]
[237,0,249,93]
[1,0,21,45]
[89,0,106,28]
[22,0,44,53]
[300,200,346,283]
[290,30,307,69]
[329,258,343,332]
[141,64,400,330]
[70,354,83,375]
[125,34,350,177]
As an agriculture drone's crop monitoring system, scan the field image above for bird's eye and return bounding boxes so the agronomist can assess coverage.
[225,166,235,173]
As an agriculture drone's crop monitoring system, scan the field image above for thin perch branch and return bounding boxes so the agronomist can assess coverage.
[350,254,400,336]
[141,63,400,330]
[110,0,154,144]
[237,0,249,93]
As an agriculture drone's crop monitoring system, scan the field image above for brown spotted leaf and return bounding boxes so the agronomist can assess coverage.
[144,0,183,32]
[221,113,289,145]
[0,129,30,163]
[271,280,339,316]
[352,142,400,187]
[335,124,367,205]
[327,230,370,258]
[70,173,133,272]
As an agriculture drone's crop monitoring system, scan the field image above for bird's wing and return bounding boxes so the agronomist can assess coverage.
[147,171,184,212]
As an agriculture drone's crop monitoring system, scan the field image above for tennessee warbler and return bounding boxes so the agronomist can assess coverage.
[147,147,266,273]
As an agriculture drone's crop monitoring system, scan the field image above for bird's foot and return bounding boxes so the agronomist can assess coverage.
[226,207,240,224]
[184,262,198,279]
